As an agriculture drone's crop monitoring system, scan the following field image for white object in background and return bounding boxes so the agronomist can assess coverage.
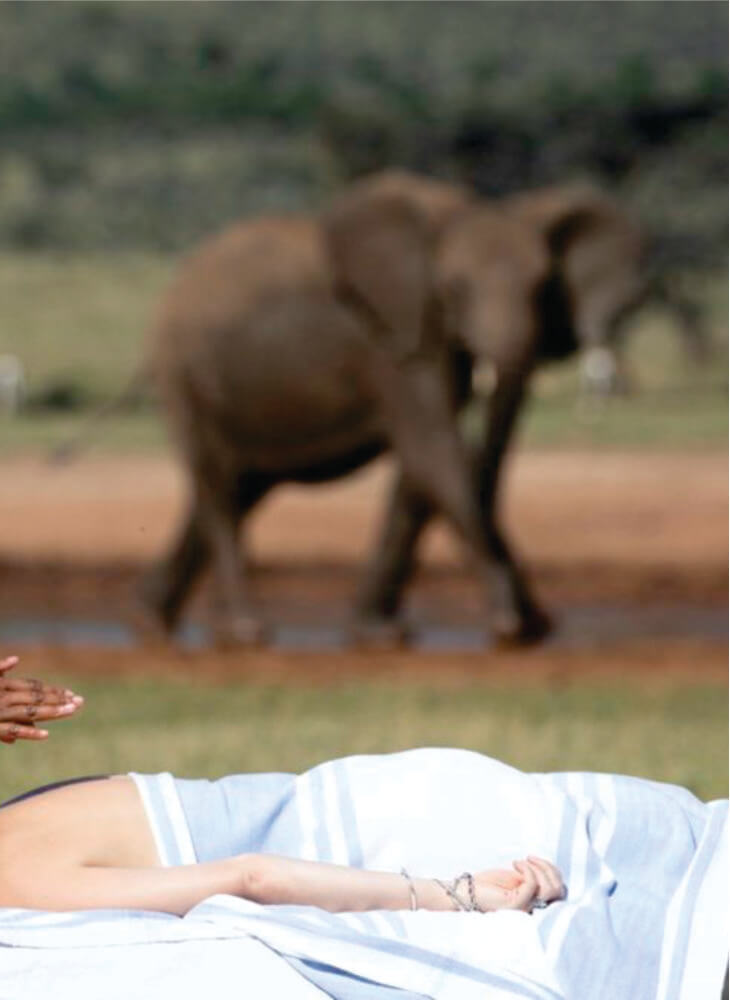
[580,345,620,397]
[0,354,25,413]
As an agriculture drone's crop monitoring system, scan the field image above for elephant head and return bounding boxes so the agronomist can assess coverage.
[435,203,556,377]
[323,169,557,383]
[326,171,653,403]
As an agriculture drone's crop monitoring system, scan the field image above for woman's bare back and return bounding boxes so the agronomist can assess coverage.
[0,776,159,908]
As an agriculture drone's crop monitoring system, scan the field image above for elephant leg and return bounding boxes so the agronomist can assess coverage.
[142,471,271,644]
[352,474,433,644]
[379,359,548,644]
[475,369,551,643]
[202,472,272,646]
[139,498,211,633]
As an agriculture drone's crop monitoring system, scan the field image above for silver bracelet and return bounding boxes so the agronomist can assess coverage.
[400,867,418,911]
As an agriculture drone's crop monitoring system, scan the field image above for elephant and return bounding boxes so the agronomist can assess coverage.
[143,169,656,647]
[142,169,568,646]
[333,176,652,638]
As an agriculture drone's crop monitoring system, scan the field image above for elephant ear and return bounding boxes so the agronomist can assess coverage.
[324,193,434,361]
[544,205,600,260]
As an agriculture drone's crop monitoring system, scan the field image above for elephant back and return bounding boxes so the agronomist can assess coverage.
[338,169,472,240]
[146,215,330,377]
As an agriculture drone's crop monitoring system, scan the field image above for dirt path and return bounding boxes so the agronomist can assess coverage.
[1,450,726,679]
[2,450,726,566]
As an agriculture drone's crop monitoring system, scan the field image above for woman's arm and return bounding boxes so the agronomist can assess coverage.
[2,853,563,917]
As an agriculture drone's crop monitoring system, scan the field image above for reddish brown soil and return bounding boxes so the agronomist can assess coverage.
[1,451,726,682]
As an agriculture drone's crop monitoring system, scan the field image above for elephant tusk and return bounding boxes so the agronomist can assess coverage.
[472,359,497,398]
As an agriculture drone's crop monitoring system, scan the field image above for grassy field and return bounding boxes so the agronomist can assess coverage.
[0,668,726,804]
[0,251,170,399]
[0,253,726,454]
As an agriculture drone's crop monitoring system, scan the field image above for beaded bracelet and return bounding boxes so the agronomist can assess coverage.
[433,872,484,913]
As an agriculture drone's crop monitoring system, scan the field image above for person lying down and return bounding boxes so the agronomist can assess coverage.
[0,747,726,1000]
[0,751,563,916]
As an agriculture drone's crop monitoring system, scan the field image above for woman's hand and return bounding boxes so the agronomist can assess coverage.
[0,656,84,744]
[473,856,565,913]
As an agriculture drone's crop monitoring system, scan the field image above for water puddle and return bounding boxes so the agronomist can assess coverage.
[0,604,725,651]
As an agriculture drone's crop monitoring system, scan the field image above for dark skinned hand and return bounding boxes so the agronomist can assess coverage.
[0,655,84,744]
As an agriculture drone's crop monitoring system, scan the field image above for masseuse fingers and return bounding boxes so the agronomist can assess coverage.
[0,655,20,674]
[0,684,82,707]
[0,701,80,723]
[0,721,49,743]
[0,656,83,707]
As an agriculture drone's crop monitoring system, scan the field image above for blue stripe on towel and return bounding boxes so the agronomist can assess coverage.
[309,766,332,862]
[664,804,726,1000]
[173,772,299,861]
[334,758,364,869]
[352,911,379,934]
[287,957,433,1000]
[543,774,715,1000]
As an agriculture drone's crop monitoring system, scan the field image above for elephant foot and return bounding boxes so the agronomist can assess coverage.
[492,604,553,648]
[349,616,411,650]
[128,584,176,645]
[212,614,268,649]
[137,570,183,635]
[129,608,171,648]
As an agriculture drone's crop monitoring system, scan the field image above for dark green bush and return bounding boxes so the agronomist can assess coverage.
[26,379,91,413]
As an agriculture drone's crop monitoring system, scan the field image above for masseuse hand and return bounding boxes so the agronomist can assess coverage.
[474,856,565,913]
[0,655,84,744]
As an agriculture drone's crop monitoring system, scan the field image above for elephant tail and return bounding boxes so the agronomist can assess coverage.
[47,367,151,464]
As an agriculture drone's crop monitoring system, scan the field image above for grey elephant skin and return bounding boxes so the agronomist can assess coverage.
[143,170,644,646]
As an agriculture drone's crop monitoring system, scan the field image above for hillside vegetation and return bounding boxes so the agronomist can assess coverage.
[0,1,725,258]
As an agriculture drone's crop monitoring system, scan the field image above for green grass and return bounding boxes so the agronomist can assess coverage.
[0,671,726,804]
[0,251,172,398]
[0,410,168,453]
[520,384,728,450]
